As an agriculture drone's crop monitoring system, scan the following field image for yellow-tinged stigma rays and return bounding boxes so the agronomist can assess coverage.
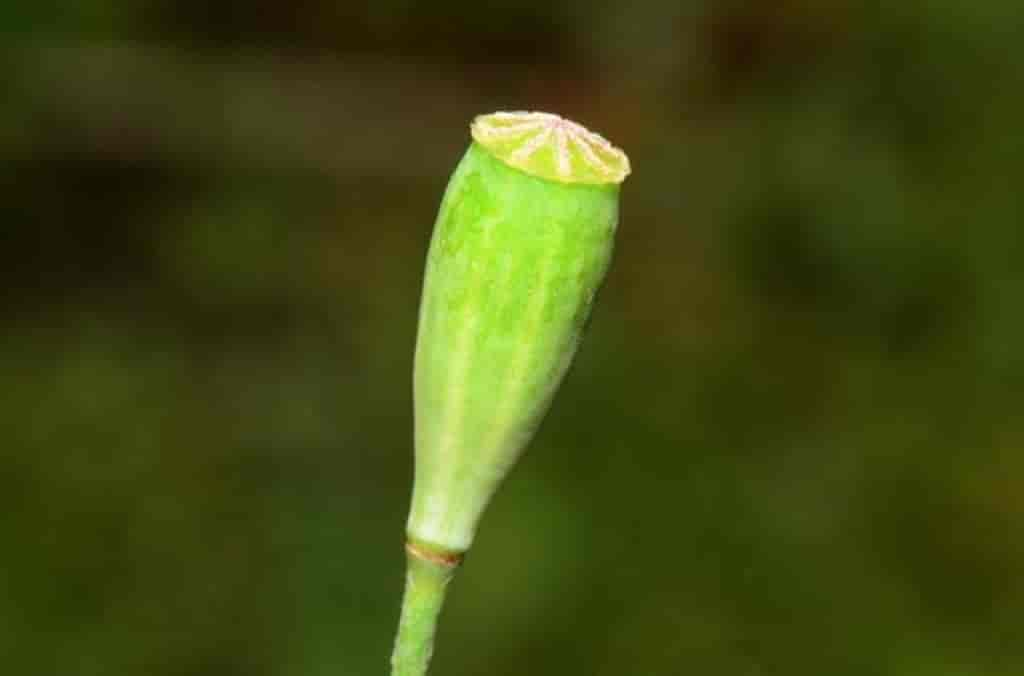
[471,111,631,185]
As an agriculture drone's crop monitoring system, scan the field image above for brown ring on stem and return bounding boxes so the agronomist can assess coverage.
[405,539,464,568]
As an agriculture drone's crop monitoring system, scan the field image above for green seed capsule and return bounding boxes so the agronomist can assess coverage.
[407,111,631,555]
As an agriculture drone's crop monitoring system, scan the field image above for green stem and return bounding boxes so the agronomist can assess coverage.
[390,546,458,676]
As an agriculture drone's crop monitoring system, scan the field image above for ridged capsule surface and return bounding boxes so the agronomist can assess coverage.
[408,113,629,552]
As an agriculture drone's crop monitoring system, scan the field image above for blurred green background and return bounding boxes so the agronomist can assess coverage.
[3,2,1023,675]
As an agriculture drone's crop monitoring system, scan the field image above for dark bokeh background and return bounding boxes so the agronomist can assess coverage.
[4,2,1023,674]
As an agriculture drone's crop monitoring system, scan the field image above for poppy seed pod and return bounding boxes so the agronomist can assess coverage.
[408,111,630,555]
[392,111,630,676]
